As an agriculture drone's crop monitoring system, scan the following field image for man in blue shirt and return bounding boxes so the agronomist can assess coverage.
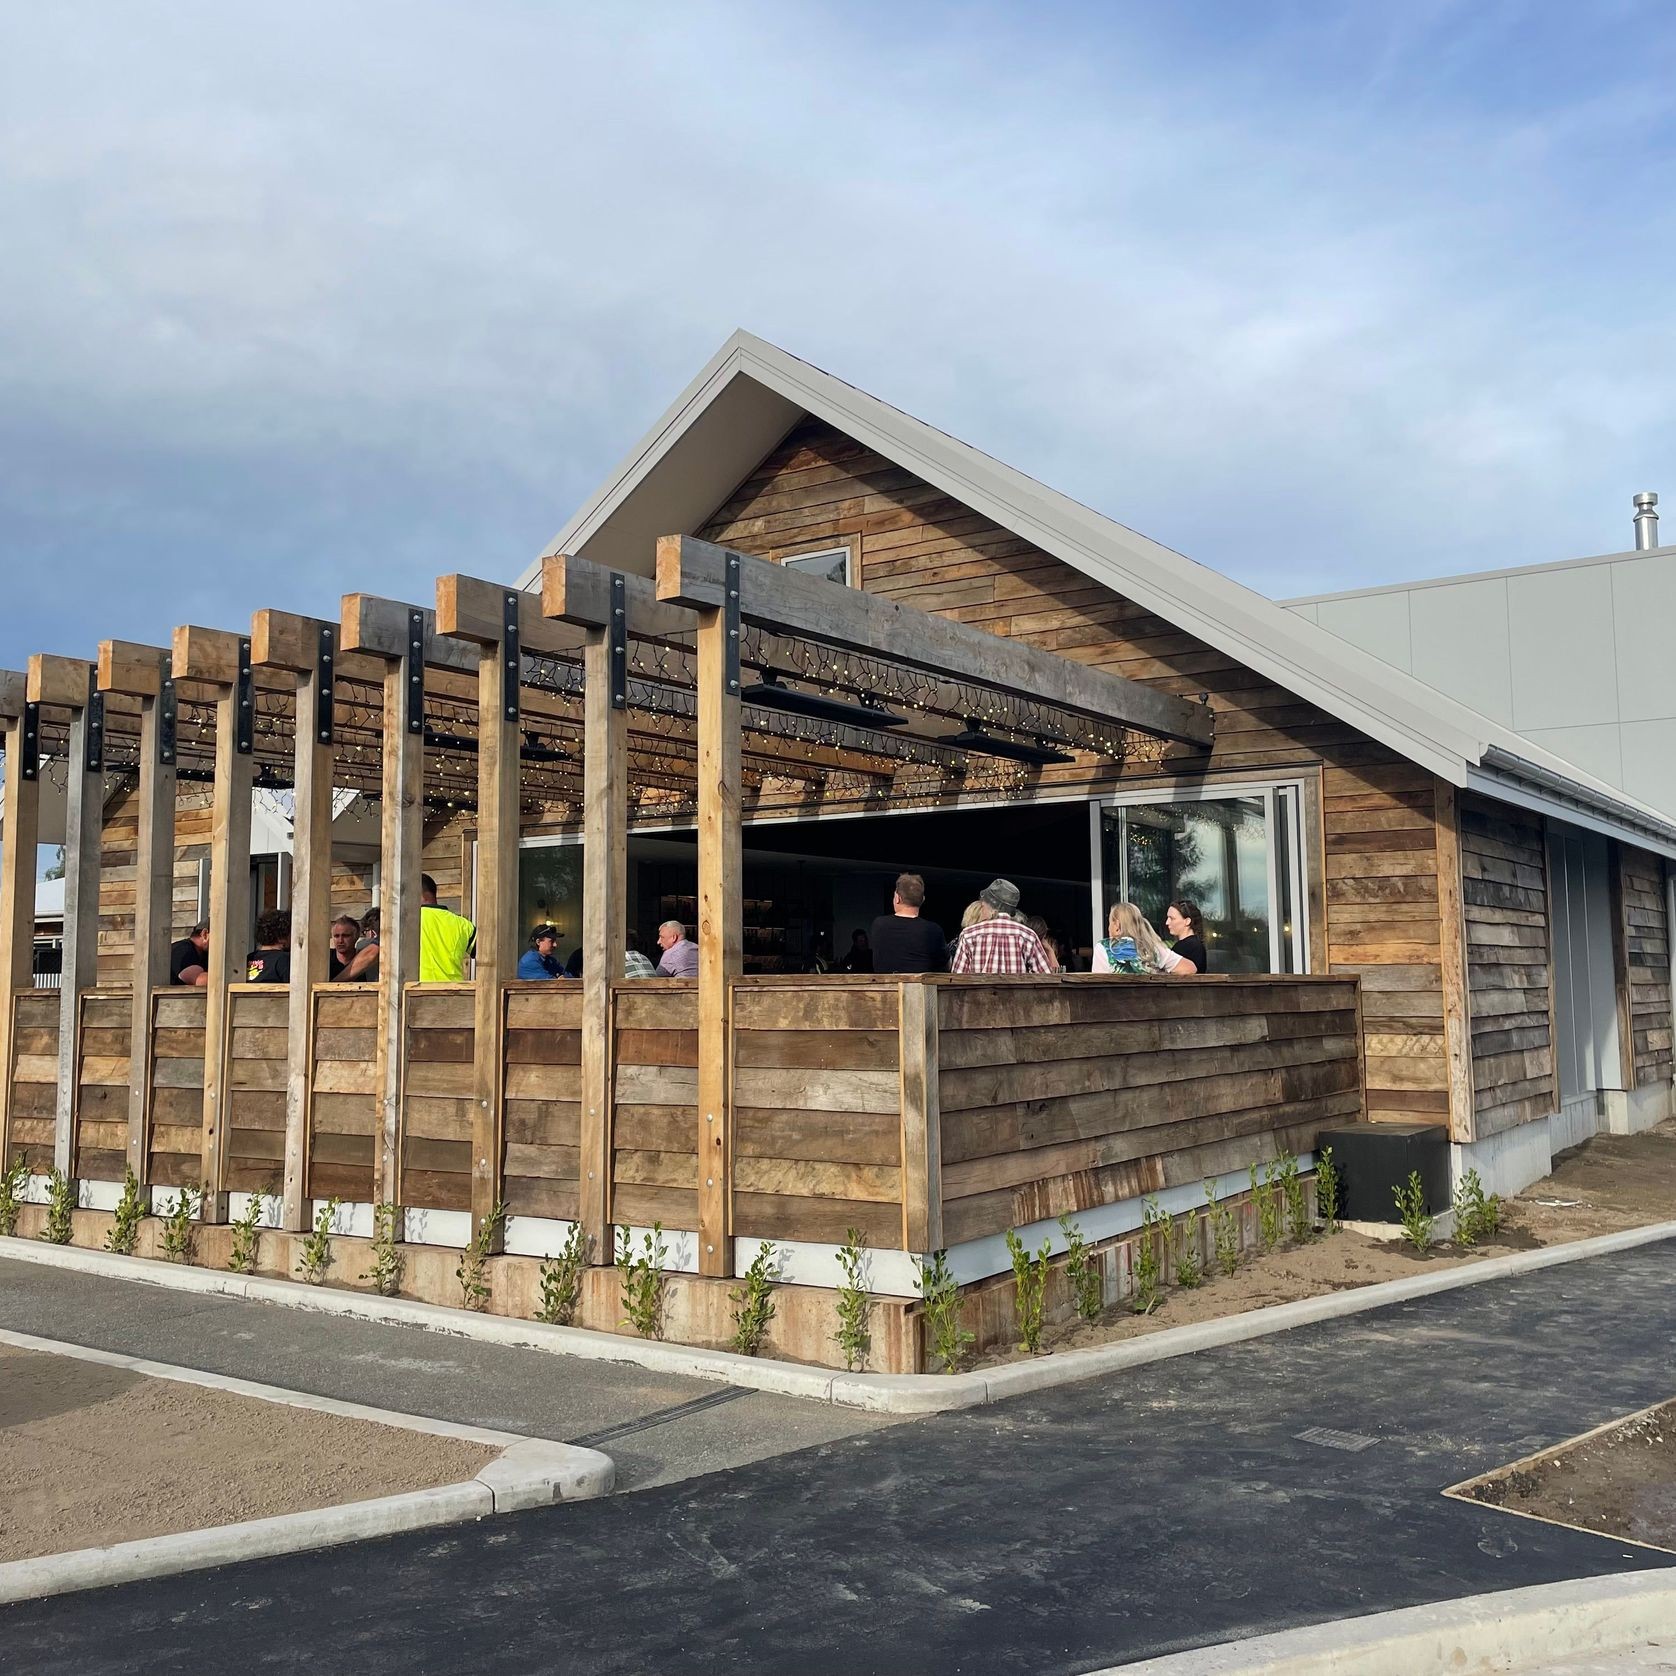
[517,924,566,980]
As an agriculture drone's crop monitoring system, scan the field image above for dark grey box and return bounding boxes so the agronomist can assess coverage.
[1316,1122,1450,1222]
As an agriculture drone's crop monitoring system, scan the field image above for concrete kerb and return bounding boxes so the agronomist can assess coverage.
[0,1326,614,1606]
[1099,1566,1676,1674]
[4,1219,1675,1418]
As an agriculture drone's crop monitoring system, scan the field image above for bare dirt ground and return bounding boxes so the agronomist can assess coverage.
[976,1117,1676,1368]
[1456,1395,1676,1552]
[0,1344,498,1563]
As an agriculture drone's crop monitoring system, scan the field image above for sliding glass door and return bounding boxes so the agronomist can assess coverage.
[1093,785,1307,973]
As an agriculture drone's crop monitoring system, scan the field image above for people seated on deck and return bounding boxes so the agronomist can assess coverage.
[655,919,699,977]
[1023,914,1062,973]
[418,874,476,982]
[517,923,565,980]
[839,928,874,973]
[1164,901,1206,974]
[169,921,210,986]
[869,873,946,975]
[1093,902,1189,975]
[623,930,658,978]
[948,880,1054,975]
[334,909,380,983]
[246,910,292,983]
[328,916,361,981]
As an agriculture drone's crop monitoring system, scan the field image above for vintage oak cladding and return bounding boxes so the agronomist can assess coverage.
[1618,845,1673,1088]
[309,986,378,1203]
[502,985,582,1221]
[400,986,475,1211]
[72,992,131,1181]
[8,992,59,1172]
[612,984,699,1231]
[148,989,207,1187]
[221,987,289,1193]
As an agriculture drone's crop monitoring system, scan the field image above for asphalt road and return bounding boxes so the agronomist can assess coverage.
[3,1242,1675,1674]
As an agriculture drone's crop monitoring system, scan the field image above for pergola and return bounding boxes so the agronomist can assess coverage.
[0,536,1213,1277]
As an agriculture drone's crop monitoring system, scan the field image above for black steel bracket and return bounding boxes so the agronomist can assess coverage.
[159,661,177,767]
[610,573,627,712]
[235,637,253,755]
[316,623,335,746]
[84,663,104,774]
[19,702,39,781]
[406,610,425,737]
[724,552,741,698]
[502,590,521,723]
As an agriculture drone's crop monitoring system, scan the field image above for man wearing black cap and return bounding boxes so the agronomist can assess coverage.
[948,879,1052,975]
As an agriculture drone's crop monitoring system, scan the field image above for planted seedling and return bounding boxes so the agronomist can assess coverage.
[457,1199,506,1312]
[1252,1162,1282,1253]
[364,1201,405,1298]
[536,1222,589,1325]
[1059,1213,1103,1321]
[1173,1212,1203,1289]
[1315,1146,1340,1236]
[1278,1153,1311,1245]
[106,1164,145,1256]
[728,1241,779,1357]
[1451,1167,1502,1250]
[1394,1170,1434,1252]
[833,1226,872,1370]
[1130,1197,1166,1314]
[297,1197,342,1286]
[917,1248,974,1373]
[1205,1179,1240,1277]
[42,1168,74,1245]
[159,1186,199,1264]
[0,1157,29,1237]
[616,1221,668,1339]
[228,1184,276,1275]
[1005,1227,1052,1355]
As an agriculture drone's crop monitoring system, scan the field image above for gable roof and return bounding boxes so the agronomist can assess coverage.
[521,331,1676,858]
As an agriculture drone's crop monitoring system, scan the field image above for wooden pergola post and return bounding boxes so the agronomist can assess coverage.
[96,643,174,1183]
[172,626,254,1222]
[29,656,101,1180]
[251,611,340,1229]
[0,670,34,1165]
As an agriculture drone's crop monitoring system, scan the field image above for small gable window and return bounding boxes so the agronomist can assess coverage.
[780,545,851,586]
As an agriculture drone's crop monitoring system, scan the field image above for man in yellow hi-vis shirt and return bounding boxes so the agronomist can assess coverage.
[418,874,476,982]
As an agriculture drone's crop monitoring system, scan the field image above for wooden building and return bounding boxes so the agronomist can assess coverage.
[1,332,1673,1370]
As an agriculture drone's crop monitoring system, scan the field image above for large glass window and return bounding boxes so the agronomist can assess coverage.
[1096,789,1305,972]
[519,843,584,961]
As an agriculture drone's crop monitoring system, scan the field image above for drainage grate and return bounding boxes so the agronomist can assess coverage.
[567,1386,750,1449]
[1296,1426,1379,1453]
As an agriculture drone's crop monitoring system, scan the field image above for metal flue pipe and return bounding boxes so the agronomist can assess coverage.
[1633,491,1660,551]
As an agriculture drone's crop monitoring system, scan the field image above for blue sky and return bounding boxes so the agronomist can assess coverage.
[4,0,1676,677]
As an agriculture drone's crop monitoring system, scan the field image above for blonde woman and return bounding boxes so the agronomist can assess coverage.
[1093,902,1187,975]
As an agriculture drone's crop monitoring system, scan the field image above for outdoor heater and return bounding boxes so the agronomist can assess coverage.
[944,720,1075,766]
[740,670,908,730]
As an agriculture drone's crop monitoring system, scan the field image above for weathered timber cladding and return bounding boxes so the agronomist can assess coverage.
[95,786,139,988]
[148,989,207,1187]
[222,986,289,1193]
[730,980,904,1247]
[1618,845,1672,1089]
[309,986,378,1202]
[400,984,475,1210]
[1460,795,1554,1137]
[697,419,1449,1117]
[7,991,58,1171]
[612,983,699,1231]
[932,975,1363,1246]
[503,985,582,1220]
[72,992,130,1180]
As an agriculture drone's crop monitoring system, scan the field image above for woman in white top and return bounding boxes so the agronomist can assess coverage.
[1092,901,1188,974]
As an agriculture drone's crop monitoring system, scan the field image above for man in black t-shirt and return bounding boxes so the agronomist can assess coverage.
[245,909,292,984]
[869,873,946,975]
[169,922,210,986]
[328,916,361,981]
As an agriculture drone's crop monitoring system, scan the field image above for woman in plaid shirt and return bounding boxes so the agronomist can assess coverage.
[948,880,1054,974]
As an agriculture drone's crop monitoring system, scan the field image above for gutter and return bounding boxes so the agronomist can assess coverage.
[1473,745,1676,857]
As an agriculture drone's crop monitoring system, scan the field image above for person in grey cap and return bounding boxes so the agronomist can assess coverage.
[949,879,1053,974]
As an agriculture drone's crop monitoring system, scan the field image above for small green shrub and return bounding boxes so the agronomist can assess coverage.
[616,1221,668,1339]
[1394,1170,1434,1252]
[364,1201,405,1298]
[297,1197,341,1286]
[1005,1228,1052,1355]
[227,1186,273,1275]
[1248,1163,1277,1253]
[457,1200,505,1311]
[918,1248,974,1373]
[833,1227,872,1370]
[42,1168,74,1245]
[106,1165,145,1256]
[728,1241,779,1357]
[0,1157,29,1237]
[1276,1153,1310,1245]
[535,1222,588,1325]
[159,1187,199,1264]
[1315,1146,1340,1236]
[1059,1213,1103,1321]
[1173,1213,1203,1289]
[1451,1168,1503,1250]
[1205,1179,1240,1277]
[1130,1197,1166,1314]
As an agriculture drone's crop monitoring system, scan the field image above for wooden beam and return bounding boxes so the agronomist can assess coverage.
[340,594,477,673]
[542,553,695,643]
[1434,783,1476,1145]
[376,660,423,1210]
[0,669,24,719]
[98,640,166,700]
[694,597,741,1278]
[577,617,626,1261]
[27,654,92,711]
[0,705,39,1170]
[437,574,585,660]
[56,668,102,1177]
[899,979,943,1254]
[656,534,1215,747]
[170,626,246,687]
